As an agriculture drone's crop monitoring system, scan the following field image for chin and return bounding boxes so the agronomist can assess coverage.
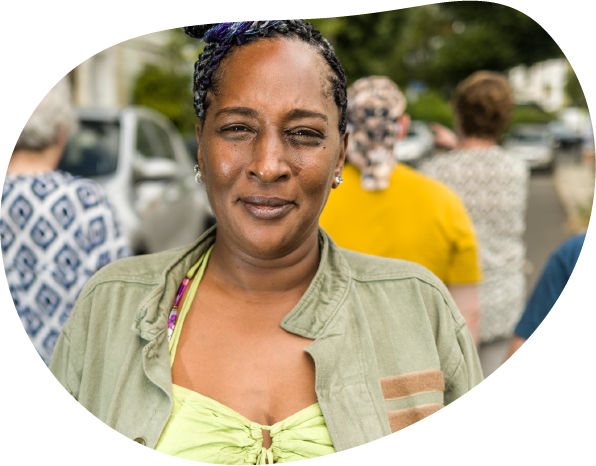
[234,219,315,259]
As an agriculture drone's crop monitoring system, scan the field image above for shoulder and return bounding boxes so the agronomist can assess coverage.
[419,150,470,170]
[55,171,110,204]
[340,246,448,290]
[336,246,469,338]
[552,233,586,271]
[79,244,189,297]
[396,164,462,197]
[562,233,587,254]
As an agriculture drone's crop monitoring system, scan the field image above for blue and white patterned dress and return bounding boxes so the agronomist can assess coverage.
[1,170,132,365]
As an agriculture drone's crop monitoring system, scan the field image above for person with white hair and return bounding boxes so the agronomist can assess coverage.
[1,77,131,365]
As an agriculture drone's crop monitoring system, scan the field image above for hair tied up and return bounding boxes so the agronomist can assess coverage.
[184,24,218,41]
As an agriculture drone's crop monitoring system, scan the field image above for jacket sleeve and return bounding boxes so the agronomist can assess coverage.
[443,321,484,405]
[419,277,484,406]
[49,327,74,395]
[49,290,92,400]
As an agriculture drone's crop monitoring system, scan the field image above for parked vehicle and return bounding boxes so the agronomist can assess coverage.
[393,120,434,166]
[548,121,583,149]
[502,123,556,171]
[59,106,213,254]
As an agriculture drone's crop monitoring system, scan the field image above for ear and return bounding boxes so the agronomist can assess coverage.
[397,114,411,140]
[333,129,349,188]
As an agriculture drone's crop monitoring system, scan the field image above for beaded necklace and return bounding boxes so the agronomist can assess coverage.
[167,244,214,345]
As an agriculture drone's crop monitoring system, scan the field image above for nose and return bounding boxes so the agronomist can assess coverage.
[247,129,291,183]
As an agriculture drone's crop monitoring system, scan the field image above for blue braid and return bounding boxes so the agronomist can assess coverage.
[203,21,282,43]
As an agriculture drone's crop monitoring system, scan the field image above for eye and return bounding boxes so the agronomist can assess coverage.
[216,124,255,140]
[291,129,319,137]
[287,128,324,147]
[223,125,249,132]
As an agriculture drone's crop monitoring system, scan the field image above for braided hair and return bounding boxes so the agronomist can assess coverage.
[184,20,348,134]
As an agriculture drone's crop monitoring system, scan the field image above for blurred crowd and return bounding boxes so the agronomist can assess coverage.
[2,68,590,376]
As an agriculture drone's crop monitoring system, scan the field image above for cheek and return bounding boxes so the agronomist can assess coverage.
[289,149,336,197]
[204,142,245,192]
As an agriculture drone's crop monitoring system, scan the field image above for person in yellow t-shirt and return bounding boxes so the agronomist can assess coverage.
[320,76,482,345]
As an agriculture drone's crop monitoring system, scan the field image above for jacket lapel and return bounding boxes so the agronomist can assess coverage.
[282,229,392,451]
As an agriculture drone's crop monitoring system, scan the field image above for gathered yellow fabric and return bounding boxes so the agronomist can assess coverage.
[154,247,336,464]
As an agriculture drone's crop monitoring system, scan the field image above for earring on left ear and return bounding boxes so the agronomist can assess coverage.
[335,175,343,186]
[194,165,204,185]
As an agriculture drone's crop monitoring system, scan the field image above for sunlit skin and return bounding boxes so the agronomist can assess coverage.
[171,38,348,448]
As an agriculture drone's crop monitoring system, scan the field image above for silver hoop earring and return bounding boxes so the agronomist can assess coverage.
[335,175,343,186]
[194,165,204,185]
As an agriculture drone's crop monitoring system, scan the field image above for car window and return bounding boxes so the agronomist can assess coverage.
[510,128,549,142]
[59,120,119,177]
[136,119,176,161]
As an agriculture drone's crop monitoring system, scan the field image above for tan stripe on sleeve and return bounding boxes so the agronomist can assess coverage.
[380,369,445,400]
[387,403,444,433]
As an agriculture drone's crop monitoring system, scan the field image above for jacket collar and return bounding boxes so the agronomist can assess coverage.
[132,225,351,342]
[132,225,217,343]
[280,228,351,339]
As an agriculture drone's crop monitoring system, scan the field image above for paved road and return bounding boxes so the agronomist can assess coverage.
[524,169,570,294]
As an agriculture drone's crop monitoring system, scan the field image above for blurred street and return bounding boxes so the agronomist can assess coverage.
[527,148,593,291]
[526,163,570,293]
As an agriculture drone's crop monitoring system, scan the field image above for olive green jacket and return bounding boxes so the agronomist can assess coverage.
[50,226,483,452]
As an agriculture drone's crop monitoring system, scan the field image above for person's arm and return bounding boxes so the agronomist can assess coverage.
[431,123,459,150]
[447,284,480,348]
[505,335,526,360]
[503,235,585,364]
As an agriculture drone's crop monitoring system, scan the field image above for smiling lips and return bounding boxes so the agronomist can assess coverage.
[240,196,295,220]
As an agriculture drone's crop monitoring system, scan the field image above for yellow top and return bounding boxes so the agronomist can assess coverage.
[320,163,482,284]
[154,246,335,464]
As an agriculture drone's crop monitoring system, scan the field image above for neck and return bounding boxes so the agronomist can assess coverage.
[8,144,63,175]
[209,227,321,298]
[458,136,497,150]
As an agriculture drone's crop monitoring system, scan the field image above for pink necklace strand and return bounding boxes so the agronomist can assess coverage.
[167,277,190,342]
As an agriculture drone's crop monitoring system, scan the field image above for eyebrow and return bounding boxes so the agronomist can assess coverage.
[215,107,259,118]
[287,109,328,123]
[214,106,328,123]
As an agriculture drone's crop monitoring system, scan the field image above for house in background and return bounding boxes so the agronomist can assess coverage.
[508,58,568,113]
[69,31,171,109]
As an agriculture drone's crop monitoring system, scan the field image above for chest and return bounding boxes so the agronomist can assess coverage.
[170,279,318,426]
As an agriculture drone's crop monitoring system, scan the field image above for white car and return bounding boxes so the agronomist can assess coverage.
[503,124,556,171]
[59,106,213,254]
[393,120,434,166]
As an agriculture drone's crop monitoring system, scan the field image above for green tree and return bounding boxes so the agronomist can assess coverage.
[565,65,588,108]
[311,2,563,91]
[309,10,410,85]
[133,28,203,136]
[431,2,563,88]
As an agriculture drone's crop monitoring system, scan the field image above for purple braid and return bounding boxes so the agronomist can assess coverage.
[184,20,348,134]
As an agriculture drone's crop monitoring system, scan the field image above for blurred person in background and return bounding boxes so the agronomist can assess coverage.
[506,232,586,359]
[419,71,530,374]
[1,77,131,365]
[321,76,483,345]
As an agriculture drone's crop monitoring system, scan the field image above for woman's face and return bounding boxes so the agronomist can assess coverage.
[197,38,348,259]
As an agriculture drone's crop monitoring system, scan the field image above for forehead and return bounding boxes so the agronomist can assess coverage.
[210,38,337,120]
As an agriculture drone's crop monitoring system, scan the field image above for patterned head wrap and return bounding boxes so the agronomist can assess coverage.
[347,76,407,191]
